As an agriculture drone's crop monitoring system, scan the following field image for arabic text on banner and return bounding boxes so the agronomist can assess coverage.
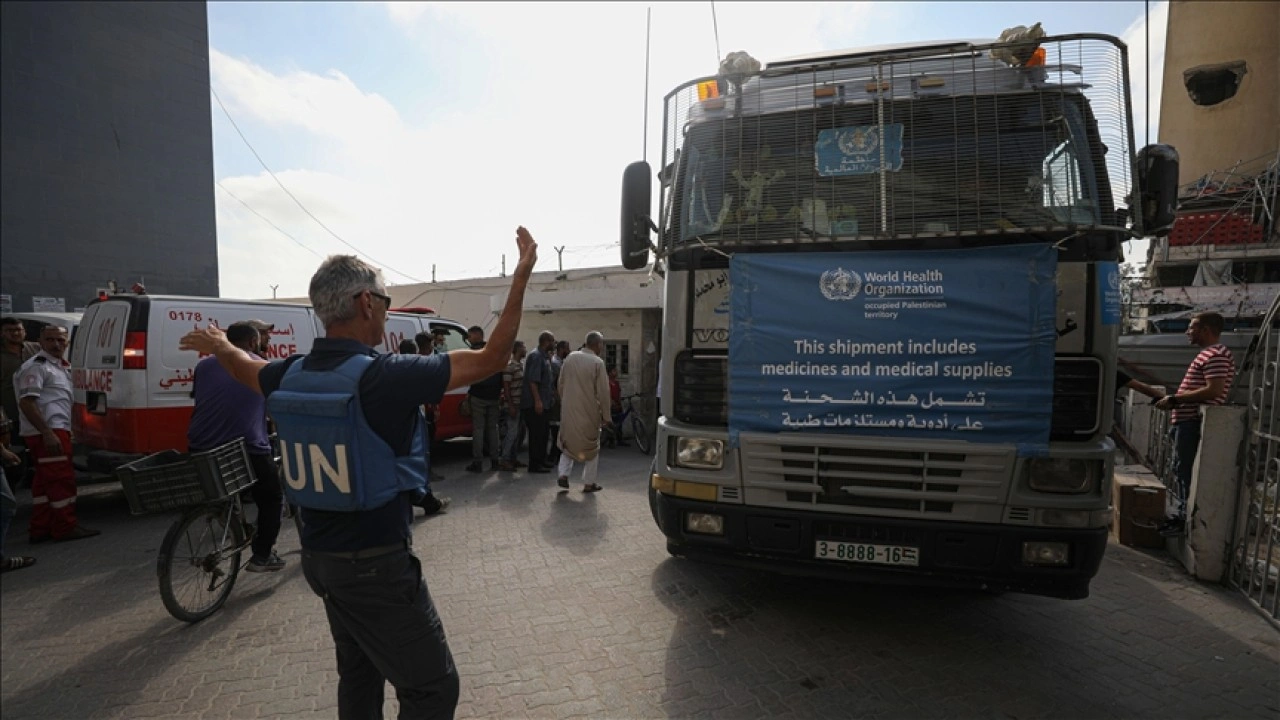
[728,244,1057,455]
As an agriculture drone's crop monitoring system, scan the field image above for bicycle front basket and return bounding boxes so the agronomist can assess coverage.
[192,439,257,501]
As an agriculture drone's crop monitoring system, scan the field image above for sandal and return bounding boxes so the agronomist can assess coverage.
[557,476,569,489]
[1,556,36,573]
[582,483,603,493]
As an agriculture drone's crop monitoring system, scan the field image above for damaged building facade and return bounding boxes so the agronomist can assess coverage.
[1129,1,1280,332]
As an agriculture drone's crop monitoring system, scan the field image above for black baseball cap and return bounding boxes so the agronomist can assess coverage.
[226,324,260,347]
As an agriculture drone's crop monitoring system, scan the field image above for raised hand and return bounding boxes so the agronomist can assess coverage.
[515,226,538,275]
[180,323,229,356]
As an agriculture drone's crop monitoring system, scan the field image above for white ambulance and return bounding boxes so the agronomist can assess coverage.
[71,292,472,473]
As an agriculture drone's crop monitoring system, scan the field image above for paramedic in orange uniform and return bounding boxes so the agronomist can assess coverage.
[16,326,100,542]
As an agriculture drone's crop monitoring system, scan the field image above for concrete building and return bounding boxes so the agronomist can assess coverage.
[1156,1,1279,187]
[381,265,665,401]
[1132,1,1280,332]
[0,1,217,315]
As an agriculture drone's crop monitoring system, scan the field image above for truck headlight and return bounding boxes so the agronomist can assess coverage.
[1022,541,1071,566]
[1027,458,1096,494]
[675,437,724,470]
[685,512,725,535]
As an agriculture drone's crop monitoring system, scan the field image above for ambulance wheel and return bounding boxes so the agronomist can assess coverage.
[158,503,245,623]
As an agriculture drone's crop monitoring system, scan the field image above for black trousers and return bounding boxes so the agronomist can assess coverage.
[247,453,283,559]
[547,401,562,464]
[302,547,459,720]
[522,408,549,468]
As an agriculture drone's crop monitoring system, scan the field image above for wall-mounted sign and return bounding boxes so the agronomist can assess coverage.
[33,296,66,312]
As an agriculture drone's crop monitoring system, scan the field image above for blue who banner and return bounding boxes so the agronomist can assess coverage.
[1098,262,1122,326]
[729,244,1058,455]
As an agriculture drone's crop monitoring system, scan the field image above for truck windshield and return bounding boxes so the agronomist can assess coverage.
[674,93,1104,243]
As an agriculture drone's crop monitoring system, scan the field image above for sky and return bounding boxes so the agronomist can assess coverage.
[207,1,1168,300]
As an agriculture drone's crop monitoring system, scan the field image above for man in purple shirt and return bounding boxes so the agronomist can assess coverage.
[187,322,284,572]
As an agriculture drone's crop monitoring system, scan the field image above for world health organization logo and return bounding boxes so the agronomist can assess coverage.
[837,126,879,156]
[819,267,862,300]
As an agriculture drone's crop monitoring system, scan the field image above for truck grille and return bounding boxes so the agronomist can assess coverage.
[674,351,728,426]
[1051,357,1102,439]
[740,434,1013,518]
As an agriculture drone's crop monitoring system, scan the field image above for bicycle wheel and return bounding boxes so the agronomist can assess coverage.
[631,414,651,454]
[157,502,246,623]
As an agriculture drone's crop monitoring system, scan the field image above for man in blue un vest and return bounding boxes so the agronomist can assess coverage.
[180,227,537,719]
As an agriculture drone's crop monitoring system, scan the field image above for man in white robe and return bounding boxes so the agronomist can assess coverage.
[555,332,612,492]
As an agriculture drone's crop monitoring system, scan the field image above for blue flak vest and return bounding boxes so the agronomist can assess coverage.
[266,354,429,512]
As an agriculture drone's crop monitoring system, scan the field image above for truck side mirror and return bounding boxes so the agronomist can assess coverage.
[620,161,653,270]
[1133,144,1179,237]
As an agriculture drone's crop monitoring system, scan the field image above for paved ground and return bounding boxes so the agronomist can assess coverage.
[1,442,1277,719]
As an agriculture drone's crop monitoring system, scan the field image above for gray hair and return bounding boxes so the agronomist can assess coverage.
[309,255,386,327]
[585,331,604,348]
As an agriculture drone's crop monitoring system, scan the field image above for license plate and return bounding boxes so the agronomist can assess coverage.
[815,539,919,567]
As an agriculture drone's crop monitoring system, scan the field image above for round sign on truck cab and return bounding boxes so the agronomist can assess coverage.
[71,293,473,474]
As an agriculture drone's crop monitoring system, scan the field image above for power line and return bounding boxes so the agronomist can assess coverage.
[210,88,428,284]
[710,1,722,64]
[216,182,323,258]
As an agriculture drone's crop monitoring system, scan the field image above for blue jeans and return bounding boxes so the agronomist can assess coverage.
[0,474,15,559]
[1170,419,1202,517]
[501,410,525,461]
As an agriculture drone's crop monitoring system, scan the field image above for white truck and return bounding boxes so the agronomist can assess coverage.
[620,30,1178,599]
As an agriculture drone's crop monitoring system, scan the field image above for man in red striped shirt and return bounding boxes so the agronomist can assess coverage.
[1153,312,1236,536]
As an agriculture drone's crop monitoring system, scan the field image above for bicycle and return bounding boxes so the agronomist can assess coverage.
[603,394,651,455]
[117,439,261,623]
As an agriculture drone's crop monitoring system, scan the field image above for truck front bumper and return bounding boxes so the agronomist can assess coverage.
[652,490,1108,600]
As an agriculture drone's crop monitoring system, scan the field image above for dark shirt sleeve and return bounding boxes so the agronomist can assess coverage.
[1115,369,1133,389]
[258,357,295,398]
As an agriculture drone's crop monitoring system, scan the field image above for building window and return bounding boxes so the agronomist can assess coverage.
[604,340,630,376]
[1183,61,1247,107]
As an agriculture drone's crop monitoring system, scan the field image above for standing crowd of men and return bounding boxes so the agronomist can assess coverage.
[469,325,614,492]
